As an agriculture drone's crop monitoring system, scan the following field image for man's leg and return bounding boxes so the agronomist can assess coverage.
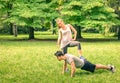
[95,64,110,69]
[95,64,115,73]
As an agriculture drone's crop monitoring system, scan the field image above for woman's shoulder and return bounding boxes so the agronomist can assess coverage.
[66,24,71,27]
[66,24,73,29]
[66,24,71,29]
[59,28,62,31]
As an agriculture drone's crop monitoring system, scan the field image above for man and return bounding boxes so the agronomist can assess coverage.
[54,51,115,77]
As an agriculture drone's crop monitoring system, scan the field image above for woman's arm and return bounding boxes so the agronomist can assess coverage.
[57,30,62,47]
[69,24,77,41]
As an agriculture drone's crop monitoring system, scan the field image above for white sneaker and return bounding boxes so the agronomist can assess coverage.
[108,65,116,73]
[110,65,116,73]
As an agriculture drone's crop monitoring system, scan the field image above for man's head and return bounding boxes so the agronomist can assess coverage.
[54,51,64,61]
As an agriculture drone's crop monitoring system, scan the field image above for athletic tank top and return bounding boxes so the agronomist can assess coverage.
[59,24,72,48]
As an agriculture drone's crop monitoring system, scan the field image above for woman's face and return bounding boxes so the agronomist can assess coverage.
[56,19,64,28]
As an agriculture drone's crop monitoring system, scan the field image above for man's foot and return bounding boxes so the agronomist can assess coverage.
[108,65,116,73]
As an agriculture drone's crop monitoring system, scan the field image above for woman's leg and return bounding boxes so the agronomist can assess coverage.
[61,45,68,54]
[69,41,82,56]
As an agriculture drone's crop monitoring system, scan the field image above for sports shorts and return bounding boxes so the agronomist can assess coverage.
[81,60,96,73]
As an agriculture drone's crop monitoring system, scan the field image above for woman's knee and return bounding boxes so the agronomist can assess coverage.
[77,42,81,50]
[77,42,80,45]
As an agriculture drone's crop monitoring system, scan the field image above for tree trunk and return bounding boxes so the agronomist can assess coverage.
[28,27,34,39]
[115,0,120,40]
[7,2,13,35]
[9,23,13,35]
[118,26,120,40]
[13,23,17,37]
[75,24,82,39]
[52,19,56,35]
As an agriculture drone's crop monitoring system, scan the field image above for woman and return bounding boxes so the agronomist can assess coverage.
[56,18,83,57]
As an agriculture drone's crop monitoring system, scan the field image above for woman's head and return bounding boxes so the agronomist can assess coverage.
[56,18,65,29]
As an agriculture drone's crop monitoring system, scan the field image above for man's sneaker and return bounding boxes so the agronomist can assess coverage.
[108,65,116,73]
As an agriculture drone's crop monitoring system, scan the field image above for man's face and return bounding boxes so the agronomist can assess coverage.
[57,56,62,61]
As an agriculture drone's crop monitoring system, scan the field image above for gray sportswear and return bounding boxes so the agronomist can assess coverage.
[65,54,84,68]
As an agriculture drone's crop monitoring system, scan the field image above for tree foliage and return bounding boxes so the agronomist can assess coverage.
[0,0,59,27]
[0,0,120,39]
[59,0,119,28]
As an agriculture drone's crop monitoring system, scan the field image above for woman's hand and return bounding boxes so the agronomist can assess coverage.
[71,38,76,41]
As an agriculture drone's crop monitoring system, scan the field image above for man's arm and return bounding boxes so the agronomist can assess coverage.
[62,60,67,74]
[70,61,76,77]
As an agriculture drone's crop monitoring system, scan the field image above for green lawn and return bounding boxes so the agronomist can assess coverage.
[0,41,119,83]
[0,33,120,83]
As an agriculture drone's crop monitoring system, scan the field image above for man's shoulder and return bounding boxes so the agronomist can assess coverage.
[66,54,80,59]
[65,54,75,57]
[65,53,72,56]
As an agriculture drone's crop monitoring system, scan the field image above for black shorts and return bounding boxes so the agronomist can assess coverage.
[81,60,96,73]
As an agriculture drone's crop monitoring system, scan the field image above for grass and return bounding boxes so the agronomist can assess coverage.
[0,33,120,83]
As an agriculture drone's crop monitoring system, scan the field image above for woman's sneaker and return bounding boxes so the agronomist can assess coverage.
[80,56,86,60]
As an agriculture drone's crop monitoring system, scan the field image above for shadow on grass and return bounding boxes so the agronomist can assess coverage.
[0,38,119,42]
[77,38,119,42]
[75,70,108,76]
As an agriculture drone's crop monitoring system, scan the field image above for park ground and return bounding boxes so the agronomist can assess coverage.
[0,32,120,83]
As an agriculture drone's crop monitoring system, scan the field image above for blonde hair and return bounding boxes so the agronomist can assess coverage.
[56,18,63,22]
[56,18,64,29]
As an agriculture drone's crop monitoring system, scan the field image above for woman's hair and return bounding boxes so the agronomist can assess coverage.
[56,18,63,22]
[54,51,64,56]
[56,18,64,29]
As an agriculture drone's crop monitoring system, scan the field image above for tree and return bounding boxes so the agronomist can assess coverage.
[55,0,119,39]
[0,0,16,35]
[52,19,57,35]
[106,0,120,40]
[10,0,48,39]
[0,0,58,39]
